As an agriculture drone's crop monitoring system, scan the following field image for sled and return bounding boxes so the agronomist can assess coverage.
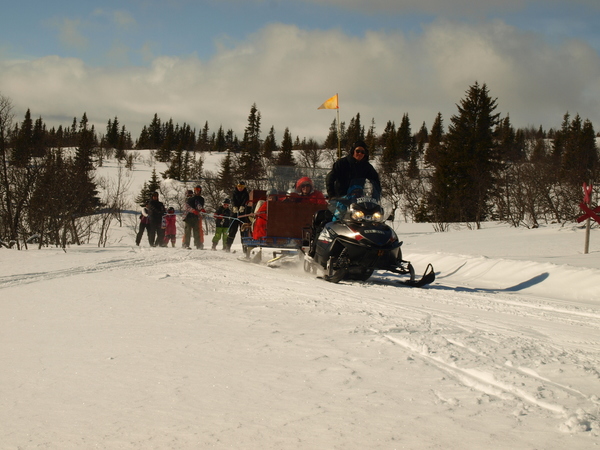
[240,191,325,263]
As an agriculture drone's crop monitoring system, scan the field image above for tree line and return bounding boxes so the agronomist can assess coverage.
[0,81,598,249]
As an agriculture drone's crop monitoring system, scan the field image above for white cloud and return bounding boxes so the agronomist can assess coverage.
[1,21,599,142]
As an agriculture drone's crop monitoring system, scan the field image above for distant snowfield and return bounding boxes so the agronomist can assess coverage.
[1,153,598,449]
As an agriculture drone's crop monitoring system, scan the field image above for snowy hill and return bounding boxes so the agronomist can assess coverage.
[1,152,598,449]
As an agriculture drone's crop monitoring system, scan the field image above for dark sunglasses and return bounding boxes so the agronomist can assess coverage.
[354,149,365,154]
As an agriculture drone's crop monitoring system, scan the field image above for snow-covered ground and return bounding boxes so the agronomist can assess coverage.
[1,153,599,449]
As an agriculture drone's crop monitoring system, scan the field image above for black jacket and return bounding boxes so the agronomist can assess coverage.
[326,151,381,198]
[147,199,166,224]
[231,188,249,215]
[184,195,204,222]
[214,205,232,228]
[186,194,205,211]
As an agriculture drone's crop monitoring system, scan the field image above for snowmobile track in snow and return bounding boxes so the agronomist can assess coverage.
[301,272,600,432]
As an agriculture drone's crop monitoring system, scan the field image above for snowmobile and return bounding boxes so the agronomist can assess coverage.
[304,180,435,287]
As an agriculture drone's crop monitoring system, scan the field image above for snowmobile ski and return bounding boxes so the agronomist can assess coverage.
[398,263,435,287]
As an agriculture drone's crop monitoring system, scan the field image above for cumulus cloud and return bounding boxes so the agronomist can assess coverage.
[1,20,599,141]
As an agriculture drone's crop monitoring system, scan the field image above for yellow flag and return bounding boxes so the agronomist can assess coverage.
[317,94,338,110]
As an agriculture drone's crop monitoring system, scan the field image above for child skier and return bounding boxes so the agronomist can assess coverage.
[162,207,178,247]
[212,198,232,250]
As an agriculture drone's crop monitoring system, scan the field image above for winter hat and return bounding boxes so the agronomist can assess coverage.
[350,140,368,156]
[237,181,246,187]
[295,176,314,192]
[194,185,202,191]
[167,207,175,213]
[223,198,231,204]
[267,188,278,196]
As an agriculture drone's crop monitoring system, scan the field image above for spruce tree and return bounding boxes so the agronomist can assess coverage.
[561,115,598,184]
[365,118,377,152]
[32,116,46,158]
[424,113,443,168]
[136,126,150,149]
[262,126,277,159]
[136,169,161,205]
[149,113,162,149]
[277,128,295,166]
[164,146,184,180]
[380,120,398,170]
[218,150,234,191]
[346,113,364,145]
[69,113,101,221]
[416,122,428,155]
[239,103,263,180]
[324,118,338,150]
[106,117,119,149]
[199,121,210,152]
[397,113,414,161]
[428,82,500,226]
[12,109,33,167]
[496,116,525,162]
[134,182,150,206]
[214,126,226,153]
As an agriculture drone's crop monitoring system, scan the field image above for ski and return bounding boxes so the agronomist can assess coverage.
[398,264,435,287]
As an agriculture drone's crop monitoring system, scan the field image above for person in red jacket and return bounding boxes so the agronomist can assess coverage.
[252,189,278,240]
[295,176,327,204]
[162,207,177,247]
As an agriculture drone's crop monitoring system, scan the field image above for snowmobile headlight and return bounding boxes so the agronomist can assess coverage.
[351,210,365,221]
[372,211,384,222]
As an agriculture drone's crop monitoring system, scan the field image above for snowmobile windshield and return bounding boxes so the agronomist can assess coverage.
[341,179,384,223]
[345,178,380,206]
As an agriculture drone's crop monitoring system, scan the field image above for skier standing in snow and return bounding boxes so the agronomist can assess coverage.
[162,207,178,247]
[225,181,249,252]
[194,185,206,248]
[212,198,232,250]
[147,192,166,247]
[135,201,150,246]
[181,189,193,247]
[182,185,205,249]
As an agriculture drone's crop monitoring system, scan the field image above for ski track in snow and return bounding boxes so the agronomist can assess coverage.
[3,244,599,440]
[241,255,600,435]
[0,247,194,289]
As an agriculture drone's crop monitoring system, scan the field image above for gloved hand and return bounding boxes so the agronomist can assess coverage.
[232,206,238,214]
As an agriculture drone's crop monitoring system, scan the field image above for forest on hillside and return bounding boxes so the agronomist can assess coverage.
[0,81,598,248]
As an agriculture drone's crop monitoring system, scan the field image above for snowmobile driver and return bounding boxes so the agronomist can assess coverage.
[326,140,381,199]
[309,141,381,257]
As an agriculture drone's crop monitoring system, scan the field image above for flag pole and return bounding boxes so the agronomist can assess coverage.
[336,94,341,159]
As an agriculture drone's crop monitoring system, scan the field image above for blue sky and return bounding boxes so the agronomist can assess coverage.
[2,0,600,141]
